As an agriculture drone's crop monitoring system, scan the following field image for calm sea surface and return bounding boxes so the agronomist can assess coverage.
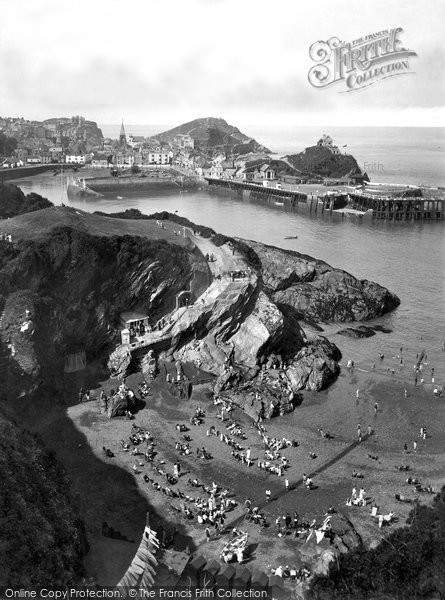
[15,126,445,385]
[101,124,445,188]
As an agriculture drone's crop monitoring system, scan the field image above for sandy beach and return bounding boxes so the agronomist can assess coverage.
[45,341,444,584]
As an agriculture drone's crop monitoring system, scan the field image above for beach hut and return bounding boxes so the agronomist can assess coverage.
[233,565,251,590]
[268,574,286,599]
[188,554,206,586]
[203,559,221,589]
[250,569,268,591]
[216,563,236,589]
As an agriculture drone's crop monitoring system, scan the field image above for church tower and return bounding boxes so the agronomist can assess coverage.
[119,119,127,149]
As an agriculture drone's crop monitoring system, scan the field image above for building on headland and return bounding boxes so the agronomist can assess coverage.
[317,134,341,155]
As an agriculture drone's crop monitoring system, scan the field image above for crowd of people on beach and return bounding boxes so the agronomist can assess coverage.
[92,334,445,582]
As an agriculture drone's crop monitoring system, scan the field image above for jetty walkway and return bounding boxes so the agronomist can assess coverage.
[206,177,445,221]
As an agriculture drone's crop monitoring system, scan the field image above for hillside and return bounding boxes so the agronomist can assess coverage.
[310,486,445,599]
[153,117,271,155]
[0,411,87,586]
[0,220,207,388]
[0,182,53,219]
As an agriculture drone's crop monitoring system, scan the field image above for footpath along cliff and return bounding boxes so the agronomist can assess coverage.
[0,207,400,405]
[0,201,400,587]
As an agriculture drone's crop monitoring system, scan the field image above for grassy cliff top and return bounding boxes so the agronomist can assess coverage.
[2,206,191,246]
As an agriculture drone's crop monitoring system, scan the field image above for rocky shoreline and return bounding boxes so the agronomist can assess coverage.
[1,204,414,593]
[0,207,401,406]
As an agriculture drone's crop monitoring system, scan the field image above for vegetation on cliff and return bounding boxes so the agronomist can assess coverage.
[153,117,271,155]
[285,144,363,179]
[0,183,53,219]
[0,411,87,586]
[0,226,200,380]
[310,486,445,600]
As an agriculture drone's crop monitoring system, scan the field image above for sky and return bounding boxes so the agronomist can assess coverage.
[0,0,444,128]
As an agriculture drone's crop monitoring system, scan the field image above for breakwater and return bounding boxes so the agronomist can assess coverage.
[205,178,445,221]
[0,164,62,182]
[87,174,198,193]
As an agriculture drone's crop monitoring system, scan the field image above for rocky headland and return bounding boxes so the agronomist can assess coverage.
[0,193,410,589]
[0,205,400,405]
[285,143,365,180]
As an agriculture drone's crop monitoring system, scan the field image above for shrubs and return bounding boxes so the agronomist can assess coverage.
[93,209,262,269]
[0,183,53,218]
[310,487,445,599]
[0,412,87,586]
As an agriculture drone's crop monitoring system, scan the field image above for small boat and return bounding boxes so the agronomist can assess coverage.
[117,196,123,199]
[284,235,298,239]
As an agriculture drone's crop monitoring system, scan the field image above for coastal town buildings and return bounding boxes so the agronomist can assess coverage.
[174,133,195,149]
[0,114,104,166]
[65,155,86,164]
[147,150,173,165]
[91,154,112,168]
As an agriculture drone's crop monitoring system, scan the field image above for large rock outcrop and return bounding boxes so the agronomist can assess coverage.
[244,240,400,323]
[0,224,206,383]
[286,337,341,392]
[285,143,362,179]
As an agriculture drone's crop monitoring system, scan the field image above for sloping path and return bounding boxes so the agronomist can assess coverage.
[119,231,257,354]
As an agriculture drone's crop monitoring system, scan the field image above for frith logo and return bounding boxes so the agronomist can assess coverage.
[308,28,417,92]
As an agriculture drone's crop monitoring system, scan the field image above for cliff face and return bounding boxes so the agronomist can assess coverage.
[0,226,206,384]
[0,209,400,400]
[0,411,87,586]
[244,240,400,323]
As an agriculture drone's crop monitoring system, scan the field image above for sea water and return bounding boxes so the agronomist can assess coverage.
[15,126,445,385]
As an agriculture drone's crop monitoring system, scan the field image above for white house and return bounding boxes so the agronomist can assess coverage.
[147,150,172,165]
[65,155,86,164]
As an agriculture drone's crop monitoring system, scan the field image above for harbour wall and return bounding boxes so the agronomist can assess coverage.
[87,175,198,193]
[205,178,445,222]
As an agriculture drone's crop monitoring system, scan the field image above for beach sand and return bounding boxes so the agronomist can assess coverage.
[59,345,445,582]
